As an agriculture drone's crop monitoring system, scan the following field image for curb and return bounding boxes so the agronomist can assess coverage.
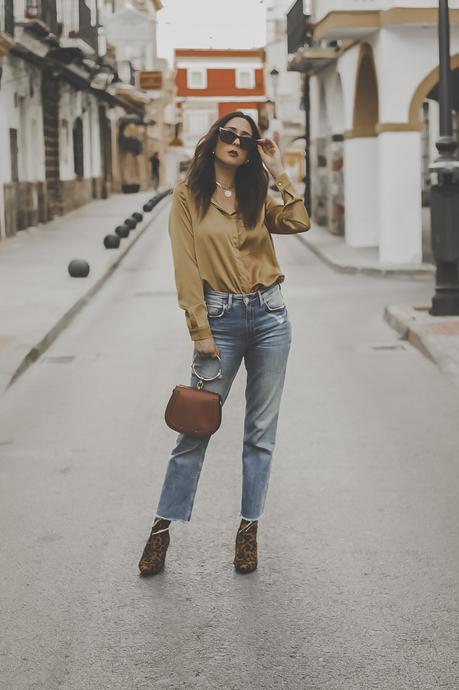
[383,305,436,364]
[7,192,172,390]
[295,234,435,278]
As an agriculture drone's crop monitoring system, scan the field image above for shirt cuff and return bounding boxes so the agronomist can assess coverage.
[274,172,297,197]
[190,324,213,341]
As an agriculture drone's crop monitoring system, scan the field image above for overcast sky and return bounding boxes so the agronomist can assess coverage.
[156,0,267,67]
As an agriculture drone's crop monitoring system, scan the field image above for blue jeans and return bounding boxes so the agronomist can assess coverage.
[156,282,292,522]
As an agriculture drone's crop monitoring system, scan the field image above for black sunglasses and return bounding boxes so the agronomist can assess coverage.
[218,126,257,151]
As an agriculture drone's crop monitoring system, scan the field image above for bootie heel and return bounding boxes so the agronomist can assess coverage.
[233,519,258,574]
[138,518,171,576]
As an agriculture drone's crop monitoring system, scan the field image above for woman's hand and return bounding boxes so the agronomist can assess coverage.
[256,137,284,180]
[194,336,220,359]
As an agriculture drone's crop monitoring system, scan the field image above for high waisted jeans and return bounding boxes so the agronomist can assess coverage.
[156,282,292,522]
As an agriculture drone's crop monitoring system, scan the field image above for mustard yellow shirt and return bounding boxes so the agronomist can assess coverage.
[168,171,311,341]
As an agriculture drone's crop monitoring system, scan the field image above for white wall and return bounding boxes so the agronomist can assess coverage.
[344,137,379,247]
[378,130,422,263]
[265,0,304,126]
[0,57,45,185]
[181,102,219,153]
[59,87,102,181]
[104,4,157,72]
[375,25,459,123]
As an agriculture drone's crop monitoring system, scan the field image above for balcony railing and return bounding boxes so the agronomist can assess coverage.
[1,0,58,35]
[0,0,98,49]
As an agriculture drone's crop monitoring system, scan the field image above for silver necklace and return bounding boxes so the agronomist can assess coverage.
[216,180,234,198]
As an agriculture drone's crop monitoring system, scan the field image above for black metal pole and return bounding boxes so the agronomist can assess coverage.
[303,73,311,215]
[438,0,453,137]
[429,0,459,315]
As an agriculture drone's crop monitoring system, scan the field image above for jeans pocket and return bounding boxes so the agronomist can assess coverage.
[205,297,226,318]
[263,288,286,312]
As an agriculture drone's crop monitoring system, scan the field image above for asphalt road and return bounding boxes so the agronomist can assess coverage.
[1,200,458,689]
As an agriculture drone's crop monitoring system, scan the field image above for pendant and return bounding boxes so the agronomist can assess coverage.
[224,190,232,198]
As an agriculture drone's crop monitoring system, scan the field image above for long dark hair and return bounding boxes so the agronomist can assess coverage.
[186,111,269,229]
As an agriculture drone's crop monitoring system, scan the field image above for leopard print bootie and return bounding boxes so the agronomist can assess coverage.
[233,519,258,574]
[138,517,171,576]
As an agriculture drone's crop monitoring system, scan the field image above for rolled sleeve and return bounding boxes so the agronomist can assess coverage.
[265,172,311,235]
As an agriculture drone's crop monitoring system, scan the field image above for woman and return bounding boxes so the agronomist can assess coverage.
[139,111,310,576]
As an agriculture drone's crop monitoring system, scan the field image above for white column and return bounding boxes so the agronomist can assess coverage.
[343,137,379,247]
[378,131,422,264]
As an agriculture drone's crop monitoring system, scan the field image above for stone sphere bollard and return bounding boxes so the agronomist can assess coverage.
[143,202,153,212]
[103,234,120,249]
[124,217,136,229]
[115,224,130,238]
[132,212,143,222]
[68,259,90,278]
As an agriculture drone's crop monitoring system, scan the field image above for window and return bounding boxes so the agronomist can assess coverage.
[60,119,69,165]
[9,129,18,182]
[187,68,207,89]
[73,117,84,178]
[185,110,211,137]
[236,69,255,89]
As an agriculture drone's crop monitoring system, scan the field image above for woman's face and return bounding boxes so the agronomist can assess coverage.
[214,116,254,168]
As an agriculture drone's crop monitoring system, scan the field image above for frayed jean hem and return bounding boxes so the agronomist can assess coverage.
[154,512,190,524]
[239,511,263,522]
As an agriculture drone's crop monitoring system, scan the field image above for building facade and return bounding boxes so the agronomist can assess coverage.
[174,48,268,158]
[264,0,306,185]
[0,0,115,238]
[101,0,176,193]
[288,0,459,264]
[0,0,169,241]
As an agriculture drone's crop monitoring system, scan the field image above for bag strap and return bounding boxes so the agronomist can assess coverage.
[191,354,223,390]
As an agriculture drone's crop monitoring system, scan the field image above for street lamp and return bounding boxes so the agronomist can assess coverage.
[429,0,459,315]
[269,67,279,118]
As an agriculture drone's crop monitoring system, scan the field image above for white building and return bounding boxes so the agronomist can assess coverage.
[288,0,459,264]
[0,1,109,238]
[174,48,267,155]
[103,0,161,79]
[264,0,308,185]
[102,0,175,190]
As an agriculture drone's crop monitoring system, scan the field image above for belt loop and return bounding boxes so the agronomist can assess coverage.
[257,289,263,307]
[228,293,233,309]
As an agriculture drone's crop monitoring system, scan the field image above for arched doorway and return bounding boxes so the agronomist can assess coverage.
[344,42,379,247]
[353,44,379,136]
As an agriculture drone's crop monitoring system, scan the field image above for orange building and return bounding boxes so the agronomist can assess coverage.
[174,49,268,153]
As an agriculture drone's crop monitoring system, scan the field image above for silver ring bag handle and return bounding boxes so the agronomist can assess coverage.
[191,354,223,389]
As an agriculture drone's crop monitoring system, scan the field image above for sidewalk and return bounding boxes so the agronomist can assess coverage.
[0,190,170,397]
[294,222,435,278]
[291,213,459,389]
[384,303,459,388]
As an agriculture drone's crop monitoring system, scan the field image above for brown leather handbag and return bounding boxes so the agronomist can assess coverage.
[165,355,223,437]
